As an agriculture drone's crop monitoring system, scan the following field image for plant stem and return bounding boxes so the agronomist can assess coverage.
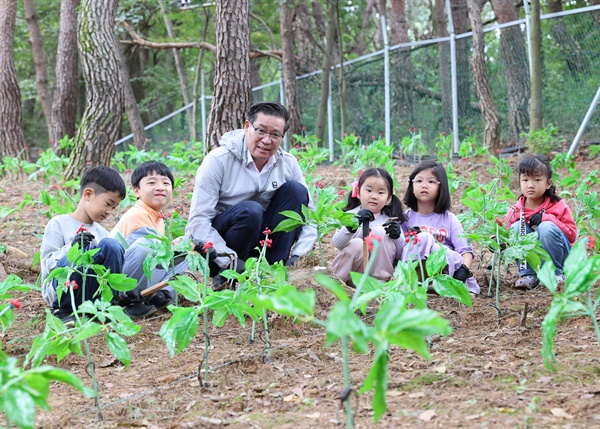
[495,250,502,314]
[318,231,325,267]
[487,252,496,297]
[341,336,354,429]
[69,286,103,421]
[202,254,209,385]
[585,291,600,346]
[349,241,379,309]
[261,306,271,362]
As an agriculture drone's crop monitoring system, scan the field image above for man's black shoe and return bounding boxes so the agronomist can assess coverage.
[148,291,173,310]
[123,302,157,319]
[52,307,76,327]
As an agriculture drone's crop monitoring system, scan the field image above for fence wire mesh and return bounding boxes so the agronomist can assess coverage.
[118,6,600,157]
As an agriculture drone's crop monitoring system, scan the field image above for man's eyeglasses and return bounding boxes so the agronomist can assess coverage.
[250,122,284,141]
[411,179,440,186]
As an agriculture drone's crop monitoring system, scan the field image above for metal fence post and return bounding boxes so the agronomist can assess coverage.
[523,0,533,80]
[201,71,207,155]
[380,15,391,147]
[445,0,460,155]
[279,67,288,151]
[328,70,334,163]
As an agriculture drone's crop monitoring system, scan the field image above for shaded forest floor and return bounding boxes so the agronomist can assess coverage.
[1,158,599,428]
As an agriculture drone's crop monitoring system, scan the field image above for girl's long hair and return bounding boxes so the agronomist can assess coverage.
[343,167,406,221]
[403,161,451,213]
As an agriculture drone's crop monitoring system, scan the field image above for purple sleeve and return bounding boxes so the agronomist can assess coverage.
[445,212,473,256]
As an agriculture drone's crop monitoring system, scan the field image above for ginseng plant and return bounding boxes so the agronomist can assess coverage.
[26,227,139,420]
[538,237,600,371]
[274,183,355,266]
[254,233,455,427]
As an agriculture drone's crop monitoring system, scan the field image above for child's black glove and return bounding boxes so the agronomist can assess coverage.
[285,255,299,267]
[384,220,401,239]
[71,231,95,249]
[346,208,375,233]
[407,226,422,234]
[488,235,507,252]
[529,212,543,229]
[192,239,217,262]
[453,264,473,282]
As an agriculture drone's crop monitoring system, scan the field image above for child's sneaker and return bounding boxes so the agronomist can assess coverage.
[514,275,539,290]
[124,302,157,319]
[555,273,565,285]
[51,307,76,327]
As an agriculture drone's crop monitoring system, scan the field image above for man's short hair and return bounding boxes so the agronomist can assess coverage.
[131,161,175,188]
[246,101,290,133]
[80,166,126,199]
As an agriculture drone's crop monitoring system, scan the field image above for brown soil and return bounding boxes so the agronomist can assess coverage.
[1,157,599,429]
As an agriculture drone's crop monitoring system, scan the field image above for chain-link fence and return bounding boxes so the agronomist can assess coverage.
[117,5,600,157]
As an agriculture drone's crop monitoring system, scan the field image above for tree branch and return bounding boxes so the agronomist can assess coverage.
[120,21,282,60]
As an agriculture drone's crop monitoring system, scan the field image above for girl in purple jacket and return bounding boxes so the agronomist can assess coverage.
[401,161,480,295]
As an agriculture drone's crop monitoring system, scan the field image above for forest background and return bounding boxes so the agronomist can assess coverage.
[0,0,599,177]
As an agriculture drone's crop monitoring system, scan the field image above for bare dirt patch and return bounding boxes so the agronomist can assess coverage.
[1,158,599,428]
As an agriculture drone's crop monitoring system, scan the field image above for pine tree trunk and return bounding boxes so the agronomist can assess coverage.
[280,0,302,141]
[51,0,80,150]
[0,0,27,158]
[466,0,500,151]
[205,0,251,149]
[23,0,52,141]
[547,0,588,75]
[115,33,146,148]
[490,0,530,144]
[64,0,122,180]
[434,0,452,128]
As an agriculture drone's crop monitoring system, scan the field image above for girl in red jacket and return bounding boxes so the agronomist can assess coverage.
[504,155,577,289]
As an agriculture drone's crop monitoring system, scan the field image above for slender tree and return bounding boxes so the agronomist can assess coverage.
[280,0,302,140]
[205,0,251,149]
[0,0,27,158]
[51,0,80,150]
[23,0,52,140]
[115,33,146,148]
[466,0,500,151]
[490,0,530,144]
[314,0,336,143]
[64,0,123,179]
[529,0,542,131]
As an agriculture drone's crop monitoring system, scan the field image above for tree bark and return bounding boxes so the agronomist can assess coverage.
[490,0,530,144]
[353,0,377,56]
[0,0,27,158]
[529,0,542,131]
[115,33,146,148]
[314,0,336,143]
[23,0,52,140]
[64,0,123,180]
[391,0,415,123]
[466,0,500,151]
[280,0,302,141]
[51,0,80,150]
[205,0,251,149]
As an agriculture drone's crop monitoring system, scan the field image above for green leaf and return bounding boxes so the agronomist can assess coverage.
[359,346,389,423]
[159,306,199,355]
[272,218,303,233]
[73,322,104,342]
[325,302,372,353]
[106,332,131,367]
[105,273,137,291]
[168,275,202,302]
[541,299,564,371]
[425,247,447,276]
[5,386,36,429]
[252,285,315,319]
[430,275,472,307]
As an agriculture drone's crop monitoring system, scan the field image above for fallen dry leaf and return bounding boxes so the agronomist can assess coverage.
[432,365,446,373]
[419,410,436,422]
[283,393,299,402]
[306,412,321,419]
[550,408,573,419]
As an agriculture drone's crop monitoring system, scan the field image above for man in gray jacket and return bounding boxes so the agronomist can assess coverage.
[186,102,317,286]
